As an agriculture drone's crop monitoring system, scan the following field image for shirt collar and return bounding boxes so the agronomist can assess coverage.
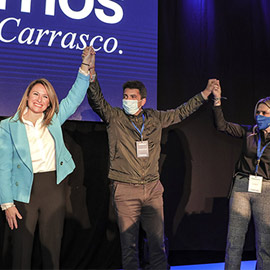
[22,107,45,127]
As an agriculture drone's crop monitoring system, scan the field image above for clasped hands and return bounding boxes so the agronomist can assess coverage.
[202,79,222,101]
[82,46,96,69]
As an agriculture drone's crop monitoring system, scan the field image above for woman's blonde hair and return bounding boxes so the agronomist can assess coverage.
[14,78,59,126]
[253,97,270,119]
[252,96,270,134]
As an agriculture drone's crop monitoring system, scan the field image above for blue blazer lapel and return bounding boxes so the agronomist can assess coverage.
[47,117,61,155]
[9,117,33,172]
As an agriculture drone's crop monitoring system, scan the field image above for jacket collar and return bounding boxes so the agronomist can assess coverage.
[9,112,33,171]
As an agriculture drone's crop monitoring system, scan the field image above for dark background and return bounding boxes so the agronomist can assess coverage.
[1,0,270,268]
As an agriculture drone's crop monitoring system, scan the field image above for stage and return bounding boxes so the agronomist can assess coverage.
[171,260,256,269]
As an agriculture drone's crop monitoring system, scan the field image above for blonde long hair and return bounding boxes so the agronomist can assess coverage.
[254,97,270,119]
[14,78,59,126]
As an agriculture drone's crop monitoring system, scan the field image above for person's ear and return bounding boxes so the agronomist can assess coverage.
[141,98,146,107]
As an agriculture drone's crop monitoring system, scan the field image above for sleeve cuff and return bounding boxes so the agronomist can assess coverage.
[200,91,208,100]
[1,202,15,211]
[90,73,96,83]
[79,67,90,76]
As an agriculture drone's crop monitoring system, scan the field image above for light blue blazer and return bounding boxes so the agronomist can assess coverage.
[0,72,90,204]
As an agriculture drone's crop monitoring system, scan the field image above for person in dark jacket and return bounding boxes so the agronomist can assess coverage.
[212,81,270,270]
[84,46,218,270]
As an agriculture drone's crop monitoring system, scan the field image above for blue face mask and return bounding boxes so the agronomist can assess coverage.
[256,115,270,130]
[122,99,140,115]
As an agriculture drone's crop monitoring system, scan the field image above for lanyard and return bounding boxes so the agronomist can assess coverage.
[131,114,145,141]
[255,133,270,175]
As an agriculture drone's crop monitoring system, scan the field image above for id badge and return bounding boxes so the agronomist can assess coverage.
[136,141,149,158]
[248,175,263,193]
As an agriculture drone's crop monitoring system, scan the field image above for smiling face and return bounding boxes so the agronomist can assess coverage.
[27,83,50,116]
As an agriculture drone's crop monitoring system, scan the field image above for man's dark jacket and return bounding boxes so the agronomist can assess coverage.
[88,77,206,184]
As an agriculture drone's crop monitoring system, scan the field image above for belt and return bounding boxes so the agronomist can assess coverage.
[110,179,157,185]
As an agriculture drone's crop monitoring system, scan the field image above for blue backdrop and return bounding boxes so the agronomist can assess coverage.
[0,0,158,121]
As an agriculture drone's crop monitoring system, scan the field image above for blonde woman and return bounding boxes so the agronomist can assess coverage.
[213,82,270,270]
[0,47,95,269]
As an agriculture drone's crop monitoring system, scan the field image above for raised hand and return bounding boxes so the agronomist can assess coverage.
[5,206,22,230]
[83,46,95,67]
[202,79,219,98]
[81,46,96,73]
[212,80,222,106]
[212,80,221,98]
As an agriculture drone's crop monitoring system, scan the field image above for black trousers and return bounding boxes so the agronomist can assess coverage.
[12,171,66,269]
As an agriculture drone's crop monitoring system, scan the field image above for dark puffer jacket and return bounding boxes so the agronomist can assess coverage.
[88,78,206,184]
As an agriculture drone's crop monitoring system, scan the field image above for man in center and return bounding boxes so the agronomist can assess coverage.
[84,46,217,270]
